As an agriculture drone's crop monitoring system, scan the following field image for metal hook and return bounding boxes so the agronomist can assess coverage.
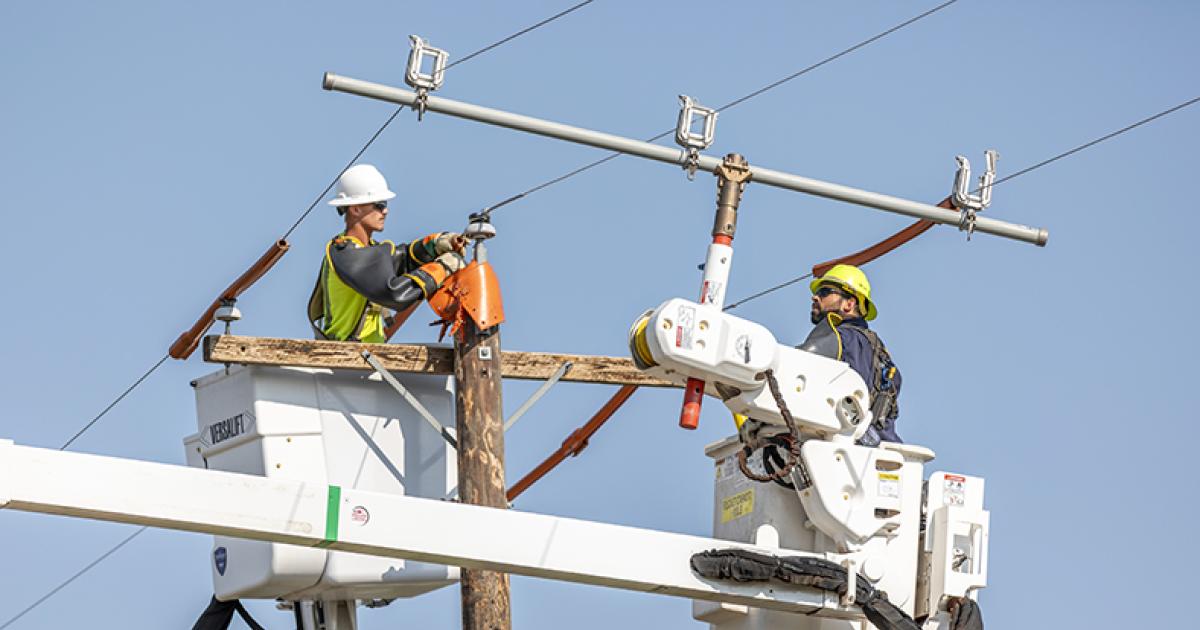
[405,35,449,121]
[951,149,999,240]
[675,95,718,180]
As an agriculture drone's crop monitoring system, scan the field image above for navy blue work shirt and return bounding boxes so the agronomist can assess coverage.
[798,314,902,445]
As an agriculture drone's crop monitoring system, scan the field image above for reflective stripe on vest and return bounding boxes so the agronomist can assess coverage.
[316,236,392,343]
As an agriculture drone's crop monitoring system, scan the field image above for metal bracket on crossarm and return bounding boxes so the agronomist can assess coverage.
[503,361,573,432]
[362,350,458,449]
[405,35,448,121]
[675,95,718,180]
[950,149,999,240]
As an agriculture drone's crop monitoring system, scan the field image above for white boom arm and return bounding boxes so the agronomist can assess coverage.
[0,439,861,617]
[630,298,872,440]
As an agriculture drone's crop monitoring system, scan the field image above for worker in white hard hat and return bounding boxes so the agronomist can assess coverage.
[307,164,467,343]
[799,264,903,446]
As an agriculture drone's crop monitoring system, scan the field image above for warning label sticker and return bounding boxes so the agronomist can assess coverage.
[701,280,723,305]
[877,472,900,499]
[943,474,966,506]
[676,304,696,349]
[721,489,755,523]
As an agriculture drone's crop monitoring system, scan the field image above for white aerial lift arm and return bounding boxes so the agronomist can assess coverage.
[0,439,857,618]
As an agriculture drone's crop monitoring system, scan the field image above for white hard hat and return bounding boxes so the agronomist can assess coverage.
[327,164,397,207]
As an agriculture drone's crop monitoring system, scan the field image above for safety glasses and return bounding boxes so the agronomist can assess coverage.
[372,201,388,210]
[815,285,850,299]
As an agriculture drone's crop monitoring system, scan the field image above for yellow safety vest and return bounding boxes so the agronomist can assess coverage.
[308,235,394,343]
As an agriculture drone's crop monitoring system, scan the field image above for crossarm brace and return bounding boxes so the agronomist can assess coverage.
[362,351,457,449]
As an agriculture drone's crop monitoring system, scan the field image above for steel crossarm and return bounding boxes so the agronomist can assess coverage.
[0,440,848,616]
[323,73,1048,247]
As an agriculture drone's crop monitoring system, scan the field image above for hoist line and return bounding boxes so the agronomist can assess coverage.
[722,93,1200,309]
[485,0,960,215]
[8,6,600,625]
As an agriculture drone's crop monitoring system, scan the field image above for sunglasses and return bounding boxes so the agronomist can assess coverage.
[372,201,388,210]
[815,286,851,299]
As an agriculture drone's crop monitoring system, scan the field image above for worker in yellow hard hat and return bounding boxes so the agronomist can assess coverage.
[798,264,903,446]
[306,164,468,343]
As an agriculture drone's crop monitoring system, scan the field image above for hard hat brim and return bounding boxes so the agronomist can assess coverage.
[810,277,878,321]
[327,190,397,207]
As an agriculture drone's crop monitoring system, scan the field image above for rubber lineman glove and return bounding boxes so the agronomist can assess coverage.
[436,251,468,274]
[433,232,467,255]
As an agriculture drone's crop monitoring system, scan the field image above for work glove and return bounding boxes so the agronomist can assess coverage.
[432,232,467,255]
[436,251,468,275]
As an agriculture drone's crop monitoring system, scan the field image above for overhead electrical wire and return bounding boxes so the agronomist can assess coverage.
[2,6,599,628]
[722,93,1200,310]
[58,356,169,451]
[18,0,1190,614]
[51,0,595,451]
[480,0,961,215]
[281,0,597,239]
[0,526,147,630]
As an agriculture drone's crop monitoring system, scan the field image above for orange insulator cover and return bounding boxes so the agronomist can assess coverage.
[428,260,505,339]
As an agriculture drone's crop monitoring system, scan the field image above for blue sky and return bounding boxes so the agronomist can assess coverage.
[1,1,1197,628]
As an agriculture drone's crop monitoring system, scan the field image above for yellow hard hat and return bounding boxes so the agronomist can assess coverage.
[810,264,877,321]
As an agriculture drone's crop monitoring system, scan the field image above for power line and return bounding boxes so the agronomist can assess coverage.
[485,0,960,215]
[446,0,595,70]
[55,0,596,453]
[281,105,406,240]
[0,526,148,630]
[991,94,1200,187]
[282,0,598,239]
[58,355,169,450]
[722,93,1200,309]
[9,7,600,626]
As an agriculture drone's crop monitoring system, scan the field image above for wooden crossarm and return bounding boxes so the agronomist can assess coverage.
[203,335,677,388]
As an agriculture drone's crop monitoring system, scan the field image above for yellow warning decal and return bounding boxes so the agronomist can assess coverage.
[721,489,754,523]
[877,472,901,499]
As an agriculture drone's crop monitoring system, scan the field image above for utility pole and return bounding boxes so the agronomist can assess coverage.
[453,217,512,630]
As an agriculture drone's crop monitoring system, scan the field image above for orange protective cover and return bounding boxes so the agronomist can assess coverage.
[427,260,505,339]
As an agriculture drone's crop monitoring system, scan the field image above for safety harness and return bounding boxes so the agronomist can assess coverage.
[854,325,902,446]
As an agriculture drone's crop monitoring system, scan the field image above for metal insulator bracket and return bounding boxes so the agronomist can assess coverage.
[405,35,449,120]
[951,149,999,240]
[214,298,242,336]
[464,211,497,241]
[675,95,718,180]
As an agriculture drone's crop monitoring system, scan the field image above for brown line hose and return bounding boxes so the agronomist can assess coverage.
[811,197,953,277]
[514,198,961,498]
[168,240,290,359]
[506,385,638,501]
